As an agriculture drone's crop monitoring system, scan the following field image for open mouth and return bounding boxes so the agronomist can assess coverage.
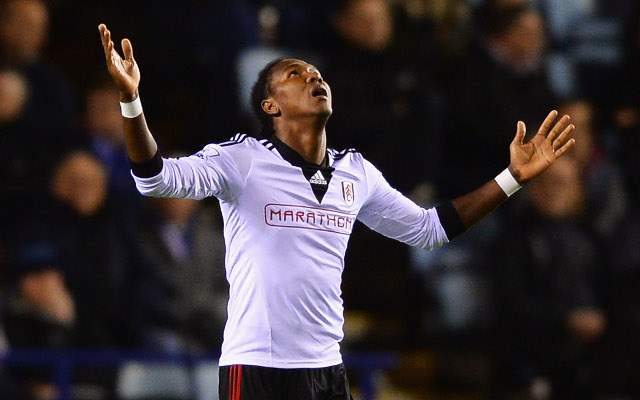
[311,86,328,98]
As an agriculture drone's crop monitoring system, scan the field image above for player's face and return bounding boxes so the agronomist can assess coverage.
[267,59,332,121]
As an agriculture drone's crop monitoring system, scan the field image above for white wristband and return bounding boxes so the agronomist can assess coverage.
[495,168,522,197]
[120,96,143,118]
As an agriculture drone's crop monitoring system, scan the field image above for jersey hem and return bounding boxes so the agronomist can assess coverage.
[218,355,344,369]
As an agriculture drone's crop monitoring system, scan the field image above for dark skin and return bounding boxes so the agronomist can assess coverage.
[98,24,575,229]
[261,59,332,165]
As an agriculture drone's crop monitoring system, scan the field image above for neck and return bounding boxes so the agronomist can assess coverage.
[273,117,327,165]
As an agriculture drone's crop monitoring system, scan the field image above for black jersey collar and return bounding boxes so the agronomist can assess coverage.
[269,135,334,203]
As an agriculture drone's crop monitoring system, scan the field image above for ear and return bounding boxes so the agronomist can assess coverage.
[261,98,280,117]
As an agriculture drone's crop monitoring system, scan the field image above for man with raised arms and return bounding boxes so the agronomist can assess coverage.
[98,23,575,400]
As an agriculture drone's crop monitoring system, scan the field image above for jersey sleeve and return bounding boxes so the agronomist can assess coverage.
[131,143,246,202]
[357,158,449,250]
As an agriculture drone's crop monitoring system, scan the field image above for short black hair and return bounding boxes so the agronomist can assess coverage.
[250,58,285,138]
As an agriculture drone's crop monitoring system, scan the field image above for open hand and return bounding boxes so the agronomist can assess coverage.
[98,24,140,101]
[508,110,576,184]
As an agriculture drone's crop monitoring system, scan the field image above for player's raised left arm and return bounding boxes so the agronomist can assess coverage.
[451,110,576,228]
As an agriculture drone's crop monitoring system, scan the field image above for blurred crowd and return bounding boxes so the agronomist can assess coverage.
[1,0,640,398]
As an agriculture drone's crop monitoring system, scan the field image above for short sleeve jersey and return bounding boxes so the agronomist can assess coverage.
[132,134,449,368]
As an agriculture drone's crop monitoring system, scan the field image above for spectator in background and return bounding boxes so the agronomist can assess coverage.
[442,2,556,197]
[557,99,628,242]
[534,0,635,101]
[135,191,228,354]
[0,69,27,122]
[491,157,606,399]
[236,4,294,135]
[0,0,77,232]
[0,0,76,138]
[6,151,144,398]
[7,151,140,347]
[34,151,141,348]
[321,0,444,192]
[0,0,47,67]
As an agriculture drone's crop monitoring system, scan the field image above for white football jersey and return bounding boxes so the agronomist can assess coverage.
[132,134,449,368]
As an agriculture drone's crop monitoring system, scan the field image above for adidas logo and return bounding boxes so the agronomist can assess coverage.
[309,170,328,185]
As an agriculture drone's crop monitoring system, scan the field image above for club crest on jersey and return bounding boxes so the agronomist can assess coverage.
[342,181,354,206]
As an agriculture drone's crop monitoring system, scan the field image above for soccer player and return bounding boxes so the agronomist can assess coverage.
[98,24,575,400]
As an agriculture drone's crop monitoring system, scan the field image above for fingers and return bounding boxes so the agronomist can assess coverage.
[99,24,116,60]
[535,110,559,137]
[554,138,576,159]
[552,123,575,150]
[122,38,134,62]
[512,120,526,146]
[98,23,110,57]
[98,24,124,67]
[108,36,114,58]
[547,114,571,143]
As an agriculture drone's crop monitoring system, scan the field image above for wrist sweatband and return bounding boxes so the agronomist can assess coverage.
[495,168,522,197]
[120,96,143,118]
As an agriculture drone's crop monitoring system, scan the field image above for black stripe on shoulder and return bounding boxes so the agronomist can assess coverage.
[331,148,357,155]
[331,148,357,161]
[259,138,275,151]
[220,133,251,147]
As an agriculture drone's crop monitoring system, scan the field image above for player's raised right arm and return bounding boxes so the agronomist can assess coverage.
[98,23,157,163]
[98,24,243,202]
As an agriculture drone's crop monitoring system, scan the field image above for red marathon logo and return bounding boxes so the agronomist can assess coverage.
[264,204,356,235]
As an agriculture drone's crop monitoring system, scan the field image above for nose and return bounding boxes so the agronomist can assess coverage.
[305,72,322,84]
